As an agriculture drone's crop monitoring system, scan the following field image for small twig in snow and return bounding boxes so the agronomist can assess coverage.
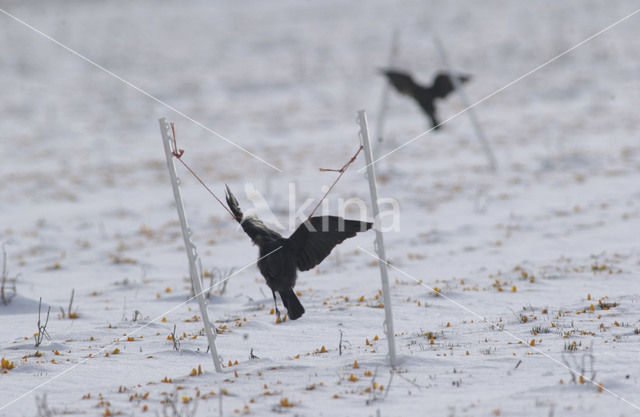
[34,297,51,348]
[169,324,180,351]
[59,289,78,319]
[34,394,55,417]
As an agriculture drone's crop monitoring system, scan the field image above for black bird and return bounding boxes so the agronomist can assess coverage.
[381,69,471,129]
[225,185,372,320]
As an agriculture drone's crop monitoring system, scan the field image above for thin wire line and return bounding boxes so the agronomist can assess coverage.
[0,246,282,412]
[0,7,282,173]
[358,246,640,412]
[360,7,640,172]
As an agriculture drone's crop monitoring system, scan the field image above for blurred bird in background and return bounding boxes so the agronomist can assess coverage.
[381,69,471,129]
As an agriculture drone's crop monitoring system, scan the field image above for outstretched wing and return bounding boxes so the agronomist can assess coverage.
[431,72,471,98]
[381,69,419,97]
[288,216,372,272]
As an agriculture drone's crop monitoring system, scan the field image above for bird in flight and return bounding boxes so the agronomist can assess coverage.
[381,69,471,130]
[225,185,372,320]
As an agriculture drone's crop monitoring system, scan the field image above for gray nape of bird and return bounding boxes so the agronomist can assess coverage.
[225,185,373,320]
[381,69,471,129]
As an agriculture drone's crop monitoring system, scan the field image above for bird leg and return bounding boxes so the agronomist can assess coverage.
[271,290,281,321]
[428,112,441,130]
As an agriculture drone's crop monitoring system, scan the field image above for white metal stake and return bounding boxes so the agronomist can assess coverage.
[158,118,223,373]
[375,29,400,152]
[432,33,498,172]
[357,110,397,368]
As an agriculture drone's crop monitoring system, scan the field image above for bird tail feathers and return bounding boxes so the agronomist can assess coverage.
[280,289,305,320]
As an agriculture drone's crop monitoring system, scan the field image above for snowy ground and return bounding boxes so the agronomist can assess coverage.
[1,1,640,416]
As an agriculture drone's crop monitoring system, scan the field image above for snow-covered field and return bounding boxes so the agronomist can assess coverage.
[1,1,640,416]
